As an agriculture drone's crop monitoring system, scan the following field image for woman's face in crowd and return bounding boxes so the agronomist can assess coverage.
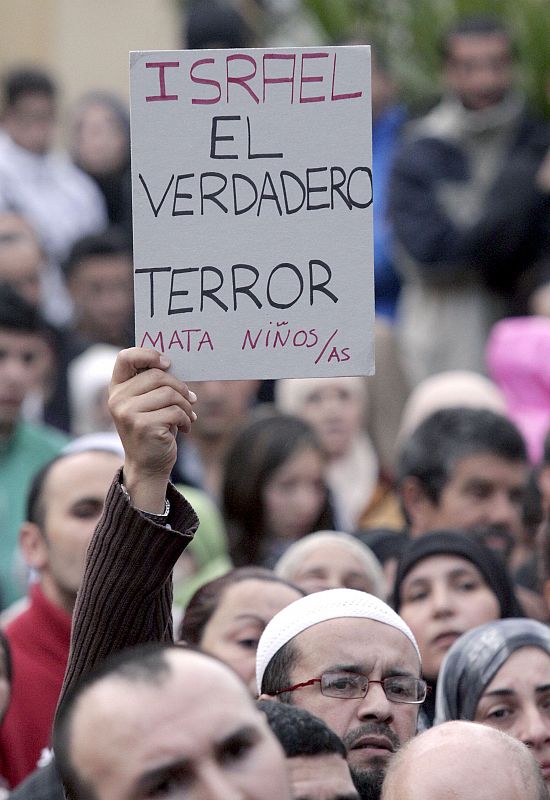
[300,379,364,459]
[289,541,377,595]
[262,446,326,540]
[474,646,550,784]
[73,102,128,175]
[399,554,500,681]
[198,578,302,694]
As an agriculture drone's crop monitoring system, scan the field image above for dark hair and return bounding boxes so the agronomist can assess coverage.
[0,281,47,334]
[26,454,66,528]
[354,529,409,565]
[179,567,304,643]
[3,67,56,108]
[257,699,346,758]
[517,257,550,316]
[63,227,132,280]
[53,643,182,800]
[222,413,334,566]
[441,15,513,61]
[522,471,543,546]
[74,91,130,138]
[397,407,527,505]
[260,639,299,701]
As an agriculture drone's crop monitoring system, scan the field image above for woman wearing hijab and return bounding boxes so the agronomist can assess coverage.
[392,531,523,726]
[435,618,550,790]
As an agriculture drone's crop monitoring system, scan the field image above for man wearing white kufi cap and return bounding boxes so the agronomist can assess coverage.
[257,588,425,800]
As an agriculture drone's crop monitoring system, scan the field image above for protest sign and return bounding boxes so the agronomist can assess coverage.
[130,46,374,379]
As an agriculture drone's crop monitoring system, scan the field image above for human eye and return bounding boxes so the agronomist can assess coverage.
[300,568,325,580]
[465,481,492,500]
[385,677,420,702]
[323,672,362,696]
[141,768,189,799]
[234,624,262,651]
[403,584,429,603]
[345,573,371,592]
[305,391,322,405]
[220,730,256,765]
[145,777,181,798]
[337,388,352,402]
[456,577,480,593]
[236,637,260,651]
[509,488,525,507]
[72,500,103,519]
[21,351,37,366]
[486,705,515,723]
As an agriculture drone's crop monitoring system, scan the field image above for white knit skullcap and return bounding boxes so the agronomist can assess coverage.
[256,588,421,694]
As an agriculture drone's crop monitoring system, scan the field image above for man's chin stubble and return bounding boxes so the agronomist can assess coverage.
[350,765,386,800]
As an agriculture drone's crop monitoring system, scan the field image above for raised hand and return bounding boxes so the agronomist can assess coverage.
[108,347,197,512]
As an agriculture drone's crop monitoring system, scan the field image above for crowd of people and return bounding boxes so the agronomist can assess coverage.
[0,4,550,800]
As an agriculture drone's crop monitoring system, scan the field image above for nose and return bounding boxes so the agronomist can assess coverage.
[519,706,550,751]
[486,490,517,531]
[196,763,243,800]
[356,679,393,724]
[430,583,454,620]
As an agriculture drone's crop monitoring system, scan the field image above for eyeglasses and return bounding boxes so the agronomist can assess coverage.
[274,671,427,704]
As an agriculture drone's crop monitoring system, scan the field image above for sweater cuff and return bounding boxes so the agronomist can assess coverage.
[113,467,200,540]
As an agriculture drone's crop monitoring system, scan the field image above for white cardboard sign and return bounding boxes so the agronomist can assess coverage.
[130,46,374,379]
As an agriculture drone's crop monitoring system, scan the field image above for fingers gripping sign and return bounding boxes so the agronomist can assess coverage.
[108,347,197,513]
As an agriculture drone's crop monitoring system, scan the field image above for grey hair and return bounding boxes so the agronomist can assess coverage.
[274,530,386,599]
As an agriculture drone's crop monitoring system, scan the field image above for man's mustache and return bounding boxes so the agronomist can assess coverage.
[343,721,401,754]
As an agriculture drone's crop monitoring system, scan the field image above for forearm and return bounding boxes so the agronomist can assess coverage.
[58,469,198,708]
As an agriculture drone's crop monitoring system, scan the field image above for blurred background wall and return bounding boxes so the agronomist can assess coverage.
[0,0,180,108]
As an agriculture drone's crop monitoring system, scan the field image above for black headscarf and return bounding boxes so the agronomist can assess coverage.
[392,531,523,618]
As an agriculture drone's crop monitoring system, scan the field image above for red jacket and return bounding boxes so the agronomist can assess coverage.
[0,584,71,787]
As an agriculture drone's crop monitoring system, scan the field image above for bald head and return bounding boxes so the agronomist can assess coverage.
[381,721,547,800]
[54,645,291,800]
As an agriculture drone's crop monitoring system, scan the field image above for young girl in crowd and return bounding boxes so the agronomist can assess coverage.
[222,413,334,568]
[70,91,131,235]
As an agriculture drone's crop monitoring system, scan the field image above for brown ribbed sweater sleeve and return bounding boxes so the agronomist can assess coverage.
[58,468,199,708]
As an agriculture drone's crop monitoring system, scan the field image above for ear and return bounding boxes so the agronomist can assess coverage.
[19,521,48,571]
[257,692,281,703]
[400,476,438,537]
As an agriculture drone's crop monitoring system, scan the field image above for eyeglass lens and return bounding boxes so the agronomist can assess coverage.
[320,672,426,703]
